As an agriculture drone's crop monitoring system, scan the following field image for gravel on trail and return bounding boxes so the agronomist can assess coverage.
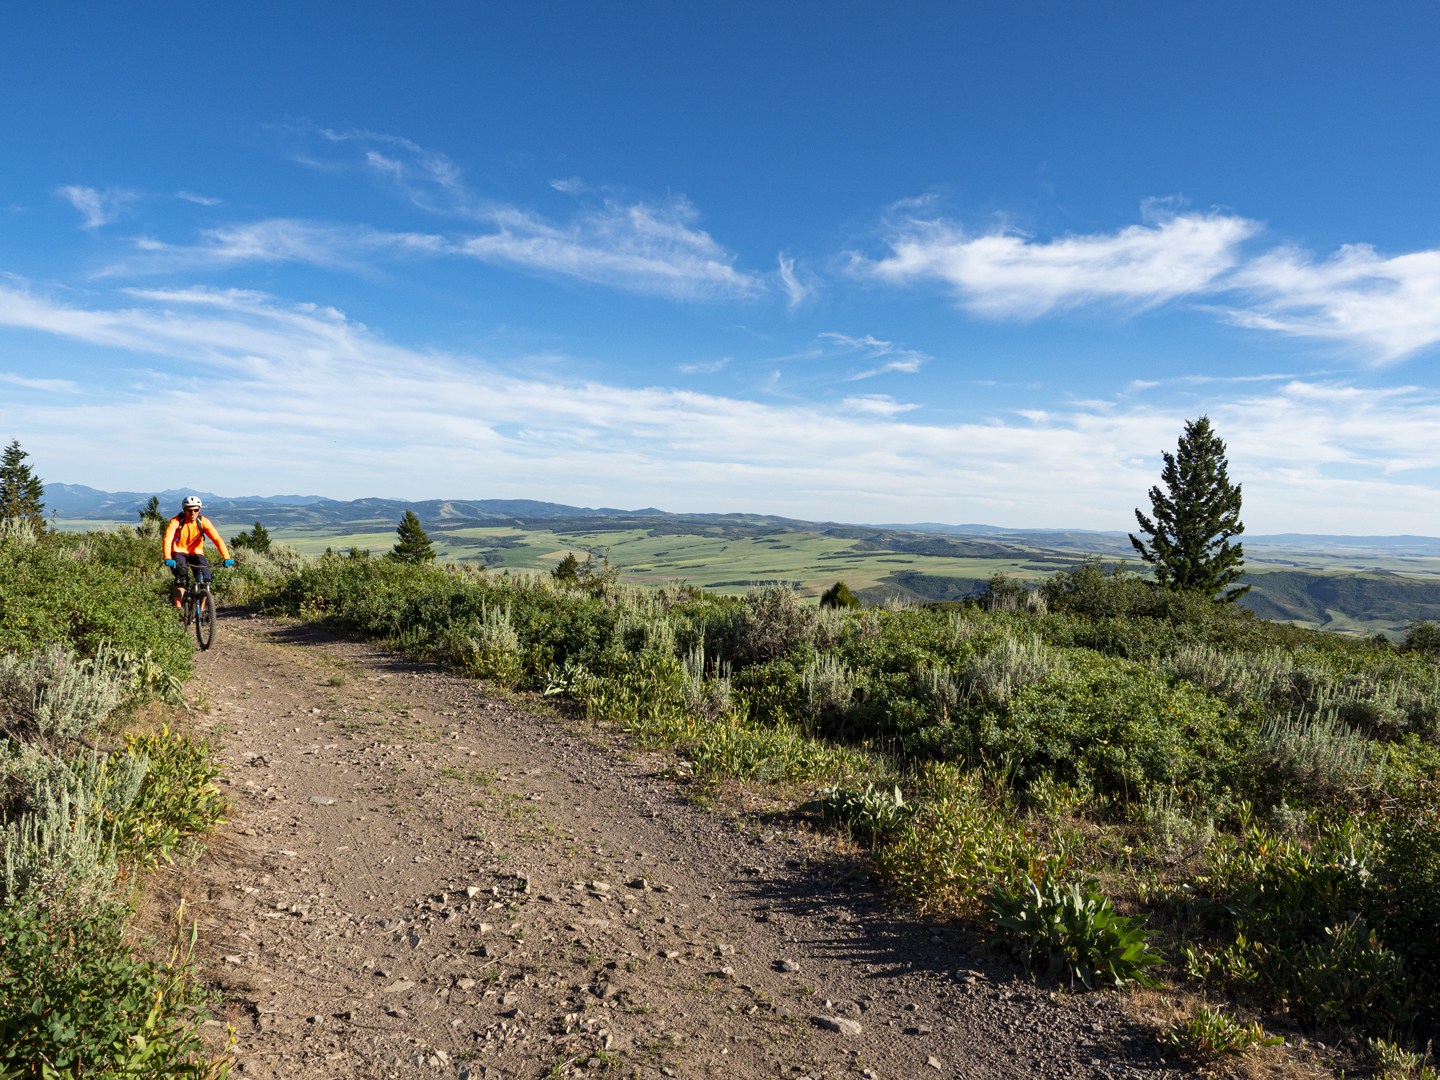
[174,613,1190,1080]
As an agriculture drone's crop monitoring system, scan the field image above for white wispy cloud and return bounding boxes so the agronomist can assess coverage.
[817,332,928,380]
[840,394,920,417]
[1222,243,1440,362]
[857,209,1259,317]
[1124,371,1304,393]
[56,185,137,229]
[678,357,730,375]
[777,254,811,310]
[286,127,764,301]
[462,198,763,301]
[550,177,588,195]
[315,128,472,215]
[0,372,80,393]
[5,280,1437,533]
[103,219,447,276]
[99,202,758,302]
[176,191,222,207]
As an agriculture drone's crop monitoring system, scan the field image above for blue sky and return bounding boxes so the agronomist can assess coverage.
[3,3,1439,533]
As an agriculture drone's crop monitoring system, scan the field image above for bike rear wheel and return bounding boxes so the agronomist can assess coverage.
[194,588,216,650]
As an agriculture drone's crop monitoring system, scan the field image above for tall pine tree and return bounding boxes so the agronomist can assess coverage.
[391,509,435,564]
[1129,416,1249,602]
[0,439,46,527]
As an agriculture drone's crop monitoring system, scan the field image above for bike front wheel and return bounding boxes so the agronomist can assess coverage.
[194,589,216,651]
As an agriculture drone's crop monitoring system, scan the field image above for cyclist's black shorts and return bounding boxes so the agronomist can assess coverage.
[172,553,212,584]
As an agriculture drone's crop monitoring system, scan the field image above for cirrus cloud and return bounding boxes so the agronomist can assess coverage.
[462,197,763,301]
[56,185,137,229]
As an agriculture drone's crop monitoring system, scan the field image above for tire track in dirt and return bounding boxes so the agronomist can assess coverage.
[178,614,1186,1080]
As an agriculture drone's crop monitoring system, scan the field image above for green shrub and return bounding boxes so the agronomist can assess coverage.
[0,644,127,746]
[0,528,190,689]
[872,766,1044,914]
[113,728,227,869]
[1040,561,1161,620]
[728,585,818,667]
[987,876,1163,989]
[1368,1037,1439,1080]
[566,654,693,746]
[819,581,861,609]
[687,715,853,784]
[0,898,225,1078]
[802,651,856,721]
[1,771,122,909]
[1404,621,1440,659]
[1292,916,1415,1032]
[1254,708,1380,805]
[1207,825,1374,952]
[963,630,1057,709]
[984,653,1245,804]
[1375,791,1440,1034]
[803,783,913,845]
[1163,1004,1280,1061]
[1197,818,1440,1040]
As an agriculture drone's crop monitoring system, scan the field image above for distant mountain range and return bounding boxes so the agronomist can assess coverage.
[45,484,663,528]
[47,483,1440,555]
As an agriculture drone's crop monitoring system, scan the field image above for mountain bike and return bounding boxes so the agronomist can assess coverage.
[178,569,218,651]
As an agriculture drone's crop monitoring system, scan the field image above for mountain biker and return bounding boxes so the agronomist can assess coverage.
[163,495,233,609]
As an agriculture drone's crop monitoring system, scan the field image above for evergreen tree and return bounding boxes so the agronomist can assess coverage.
[0,439,46,527]
[819,581,860,609]
[1129,416,1249,601]
[390,510,435,564]
[552,552,580,584]
[231,520,272,554]
[138,495,164,527]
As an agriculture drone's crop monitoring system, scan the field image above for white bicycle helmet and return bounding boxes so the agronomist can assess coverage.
[182,495,203,510]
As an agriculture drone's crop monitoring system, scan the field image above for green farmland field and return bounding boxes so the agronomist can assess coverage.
[276,522,1043,599]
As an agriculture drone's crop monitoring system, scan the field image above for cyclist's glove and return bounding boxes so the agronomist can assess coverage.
[223,559,235,568]
[164,558,177,569]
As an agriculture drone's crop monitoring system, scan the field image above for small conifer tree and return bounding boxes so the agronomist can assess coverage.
[231,520,272,554]
[391,510,435,564]
[1129,416,1248,602]
[819,581,860,609]
[552,553,580,584]
[0,439,46,527]
[138,495,164,527]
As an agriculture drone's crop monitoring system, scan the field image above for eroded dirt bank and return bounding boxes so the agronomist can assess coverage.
[176,613,1186,1080]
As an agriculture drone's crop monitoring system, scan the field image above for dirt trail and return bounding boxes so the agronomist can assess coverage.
[178,613,1185,1080]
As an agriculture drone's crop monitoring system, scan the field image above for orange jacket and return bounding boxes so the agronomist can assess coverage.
[163,514,231,560]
